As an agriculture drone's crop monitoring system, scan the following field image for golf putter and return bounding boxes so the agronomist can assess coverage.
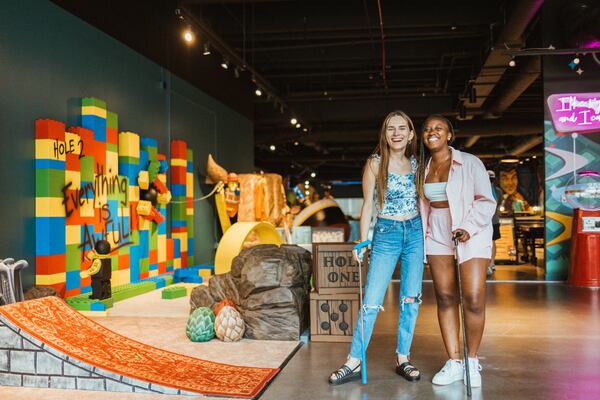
[353,239,371,385]
[453,232,472,397]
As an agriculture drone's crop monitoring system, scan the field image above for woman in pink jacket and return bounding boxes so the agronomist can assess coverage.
[416,115,496,388]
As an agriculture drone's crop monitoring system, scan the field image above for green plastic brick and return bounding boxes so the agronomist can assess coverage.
[79,156,95,182]
[36,169,65,198]
[66,295,113,311]
[82,97,107,109]
[140,258,149,273]
[66,244,82,271]
[118,156,139,165]
[107,112,118,129]
[107,143,118,153]
[161,286,187,299]
[111,281,156,302]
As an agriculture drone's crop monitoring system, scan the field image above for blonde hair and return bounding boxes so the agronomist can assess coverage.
[370,111,417,209]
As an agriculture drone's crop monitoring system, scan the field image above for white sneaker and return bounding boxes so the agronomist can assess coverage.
[463,358,482,388]
[432,359,464,385]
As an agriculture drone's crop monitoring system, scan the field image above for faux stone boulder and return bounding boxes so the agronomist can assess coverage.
[208,273,240,305]
[189,244,311,340]
[190,285,215,312]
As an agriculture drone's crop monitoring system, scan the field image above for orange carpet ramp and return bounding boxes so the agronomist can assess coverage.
[0,297,279,398]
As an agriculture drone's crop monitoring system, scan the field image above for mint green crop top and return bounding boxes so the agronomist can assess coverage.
[424,182,448,202]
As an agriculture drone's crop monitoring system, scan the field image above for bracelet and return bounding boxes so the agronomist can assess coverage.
[353,240,371,251]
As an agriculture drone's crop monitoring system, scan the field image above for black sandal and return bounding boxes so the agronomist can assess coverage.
[396,361,421,382]
[328,363,361,385]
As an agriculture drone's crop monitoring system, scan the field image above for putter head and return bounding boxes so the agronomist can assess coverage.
[452,231,463,246]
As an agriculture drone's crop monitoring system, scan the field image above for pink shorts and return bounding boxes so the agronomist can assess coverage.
[425,207,492,264]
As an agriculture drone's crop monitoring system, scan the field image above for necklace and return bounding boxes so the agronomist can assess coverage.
[430,154,451,177]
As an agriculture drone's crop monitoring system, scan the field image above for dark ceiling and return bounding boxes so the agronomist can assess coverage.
[52,0,546,182]
[188,0,545,181]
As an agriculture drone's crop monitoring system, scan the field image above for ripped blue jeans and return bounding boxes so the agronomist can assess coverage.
[349,215,424,358]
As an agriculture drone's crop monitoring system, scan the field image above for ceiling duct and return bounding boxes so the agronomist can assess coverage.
[465,0,544,113]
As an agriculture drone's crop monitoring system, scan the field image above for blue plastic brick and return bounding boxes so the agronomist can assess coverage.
[129,245,140,283]
[35,217,66,255]
[187,161,193,173]
[173,239,180,259]
[158,207,167,234]
[159,159,169,173]
[188,238,194,256]
[172,220,186,228]
[140,137,158,149]
[35,159,66,170]
[118,163,139,184]
[82,115,106,142]
[66,270,80,291]
[171,184,186,197]
[90,302,107,311]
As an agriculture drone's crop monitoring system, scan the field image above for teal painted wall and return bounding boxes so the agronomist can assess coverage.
[0,0,254,289]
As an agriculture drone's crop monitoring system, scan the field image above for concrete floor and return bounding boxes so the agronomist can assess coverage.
[2,282,598,399]
[261,282,600,400]
[420,264,546,282]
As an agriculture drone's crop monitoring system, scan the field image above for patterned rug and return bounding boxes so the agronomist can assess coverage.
[0,297,279,398]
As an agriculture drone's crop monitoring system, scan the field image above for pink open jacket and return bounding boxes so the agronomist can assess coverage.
[419,147,496,258]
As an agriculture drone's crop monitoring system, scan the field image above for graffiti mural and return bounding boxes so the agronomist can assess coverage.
[35,98,195,297]
[545,93,600,280]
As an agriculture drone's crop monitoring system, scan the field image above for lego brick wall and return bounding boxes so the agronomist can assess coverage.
[0,0,253,290]
[35,98,194,297]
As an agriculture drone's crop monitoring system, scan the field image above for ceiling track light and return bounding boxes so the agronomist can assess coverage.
[295,123,301,129]
[458,102,466,119]
[290,118,298,125]
[220,59,229,69]
[202,42,211,56]
[500,154,520,164]
[255,88,263,97]
[182,29,194,44]
[174,8,184,20]
[468,85,477,103]
[509,58,516,67]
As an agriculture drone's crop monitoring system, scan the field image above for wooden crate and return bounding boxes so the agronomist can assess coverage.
[310,291,359,342]
[312,243,367,294]
[312,227,345,243]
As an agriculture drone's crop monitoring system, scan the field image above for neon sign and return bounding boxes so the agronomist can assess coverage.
[547,93,600,134]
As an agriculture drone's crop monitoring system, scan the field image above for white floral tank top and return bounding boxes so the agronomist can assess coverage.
[372,154,419,217]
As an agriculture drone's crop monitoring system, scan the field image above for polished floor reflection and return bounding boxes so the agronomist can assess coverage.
[261,282,600,400]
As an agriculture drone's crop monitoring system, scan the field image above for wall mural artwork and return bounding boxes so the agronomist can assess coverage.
[544,92,600,280]
[35,98,195,298]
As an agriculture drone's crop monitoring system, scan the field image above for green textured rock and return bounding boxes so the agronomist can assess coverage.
[186,307,215,342]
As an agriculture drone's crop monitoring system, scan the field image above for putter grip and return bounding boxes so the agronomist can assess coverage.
[354,240,371,251]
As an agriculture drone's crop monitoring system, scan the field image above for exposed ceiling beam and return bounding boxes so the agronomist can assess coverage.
[464,0,544,111]
[247,32,487,52]
[258,151,543,164]
[464,135,481,148]
[511,136,544,155]
[256,119,542,145]
[483,56,541,118]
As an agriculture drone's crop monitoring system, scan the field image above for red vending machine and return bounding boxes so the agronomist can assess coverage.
[568,208,600,287]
